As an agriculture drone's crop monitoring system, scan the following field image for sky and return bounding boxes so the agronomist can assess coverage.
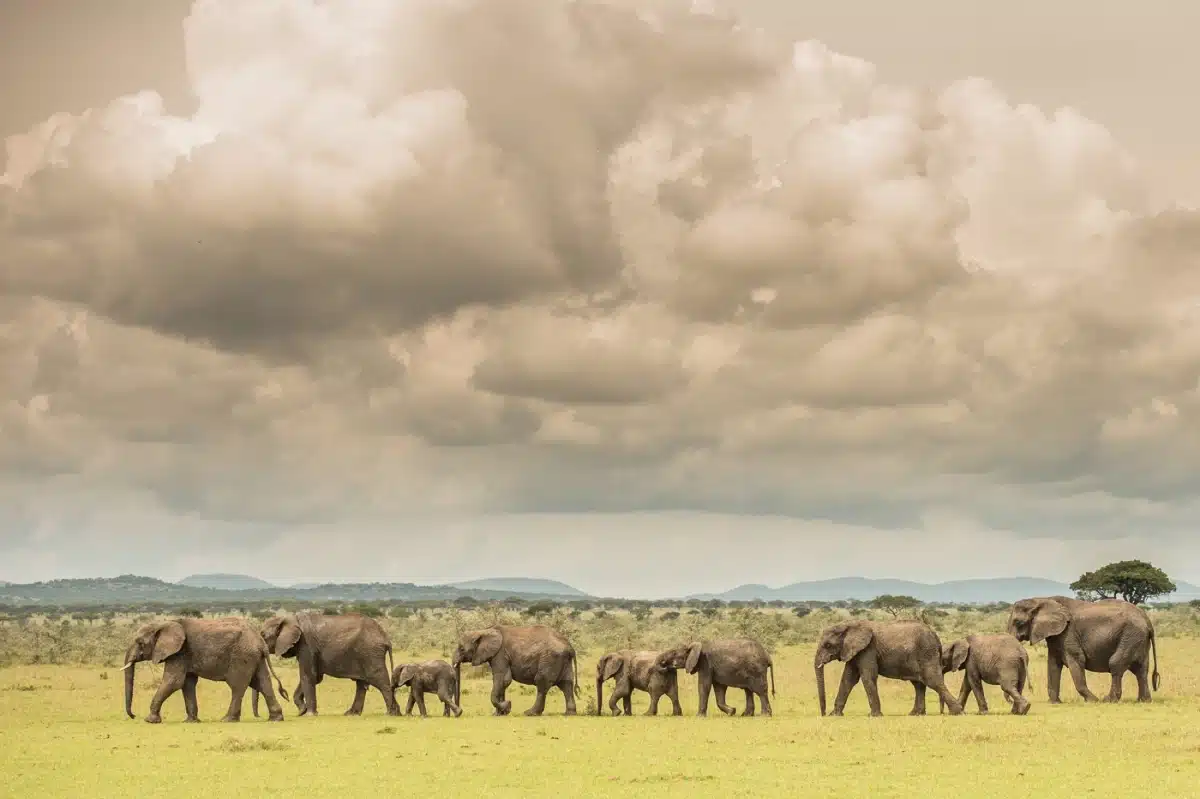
[2,0,1200,598]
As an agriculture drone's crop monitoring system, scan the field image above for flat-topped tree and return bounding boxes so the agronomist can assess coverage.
[1070,560,1176,606]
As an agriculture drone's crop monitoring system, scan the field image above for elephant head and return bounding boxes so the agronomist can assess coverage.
[813,622,874,717]
[655,642,703,674]
[1007,598,1070,645]
[941,638,970,674]
[595,653,625,715]
[391,663,418,692]
[260,613,303,657]
[451,628,503,707]
[122,620,186,719]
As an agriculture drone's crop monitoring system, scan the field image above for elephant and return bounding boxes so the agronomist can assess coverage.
[595,649,683,716]
[655,638,775,716]
[1006,595,1160,703]
[391,659,463,717]
[451,625,579,716]
[940,634,1030,715]
[258,611,400,717]
[813,619,963,717]
[122,616,289,724]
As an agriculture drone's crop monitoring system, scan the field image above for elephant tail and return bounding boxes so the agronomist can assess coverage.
[265,653,290,702]
[571,650,581,697]
[1151,627,1161,692]
[769,656,776,696]
[386,645,396,693]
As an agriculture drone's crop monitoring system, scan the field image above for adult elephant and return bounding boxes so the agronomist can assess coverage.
[1006,595,1160,703]
[813,619,963,717]
[595,649,683,716]
[122,617,289,724]
[655,638,775,716]
[258,611,400,717]
[451,625,579,716]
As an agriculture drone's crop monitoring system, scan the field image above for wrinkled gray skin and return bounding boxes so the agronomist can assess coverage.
[813,620,963,717]
[940,634,1030,715]
[595,650,682,716]
[656,638,775,716]
[122,617,288,724]
[391,659,463,717]
[451,625,579,716]
[1007,595,1160,703]
[258,611,399,717]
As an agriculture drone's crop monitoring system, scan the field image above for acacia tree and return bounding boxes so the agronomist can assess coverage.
[1069,560,1176,606]
[868,594,922,618]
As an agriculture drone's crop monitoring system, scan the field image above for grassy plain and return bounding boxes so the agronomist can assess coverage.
[3,636,1200,799]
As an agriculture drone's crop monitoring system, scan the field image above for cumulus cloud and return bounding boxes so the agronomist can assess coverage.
[2,0,1199,589]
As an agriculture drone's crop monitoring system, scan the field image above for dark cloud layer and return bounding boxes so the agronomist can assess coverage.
[2,0,1199,590]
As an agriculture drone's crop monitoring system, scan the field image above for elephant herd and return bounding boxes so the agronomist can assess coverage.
[120,595,1161,724]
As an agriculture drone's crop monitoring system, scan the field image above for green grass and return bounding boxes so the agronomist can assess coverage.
[3,641,1200,798]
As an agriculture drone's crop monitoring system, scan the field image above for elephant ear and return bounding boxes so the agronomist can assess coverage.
[395,664,417,688]
[684,642,703,674]
[152,621,186,664]
[471,629,503,666]
[839,624,873,662]
[275,619,302,656]
[602,654,624,681]
[1030,600,1069,644]
[949,640,970,671]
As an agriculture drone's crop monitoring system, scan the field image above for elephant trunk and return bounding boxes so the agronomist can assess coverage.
[123,655,136,719]
[454,661,461,707]
[813,651,828,716]
[596,675,604,716]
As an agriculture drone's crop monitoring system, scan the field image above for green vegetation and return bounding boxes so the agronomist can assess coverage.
[1071,560,1177,605]
[868,595,923,618]
[2,601,1200,798]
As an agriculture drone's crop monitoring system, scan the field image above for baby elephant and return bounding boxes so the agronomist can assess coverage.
[391,660,463,717]
[941,634,1031,715]
[595,649,683,716]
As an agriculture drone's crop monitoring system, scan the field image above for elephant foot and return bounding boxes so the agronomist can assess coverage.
[721,707,736,717]
[386,708,402,717]
[869,710,884,718]
[523,707,545,717]
[219,715,240,723]
[1137,696,1152,703]
[672,709,683,716]
[144,714,163,725]
[344,708,364,717]
[268,711,285,722]
[563,708,577,716]
[908,709,926,716]
[184,717,200,724]
[828,710,844,717]
[1048,698,1062,705]
[977,709,989,715]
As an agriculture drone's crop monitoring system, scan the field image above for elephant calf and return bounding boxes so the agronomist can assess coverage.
[656,638,775,716]
[595,649,683,716]
[941,634,1031,715]
[392,660,463,718]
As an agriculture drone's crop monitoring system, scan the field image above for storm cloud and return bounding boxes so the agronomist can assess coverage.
[2,0,1199,594]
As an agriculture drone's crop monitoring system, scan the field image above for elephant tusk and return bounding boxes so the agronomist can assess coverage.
[120,662,134,671]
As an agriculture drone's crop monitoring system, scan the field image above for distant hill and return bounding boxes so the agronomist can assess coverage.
[0,575,591,607]
[689,577,1200,604]
[177,574,276,591]
[449,578,588,597]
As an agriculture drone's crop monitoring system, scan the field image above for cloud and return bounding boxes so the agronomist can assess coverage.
[3,0,1199,588]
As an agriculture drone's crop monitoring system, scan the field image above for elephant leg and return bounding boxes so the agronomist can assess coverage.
[713,683,736,716]
[1065,655,1099,702]
[1133,657,1152,702]
[742,688,755,717]
[1000,678,1028,715]
[858,666,883,717]
[646,686,661,716]
[1105,666,1126,703]
[293,681,307,715]
[222,676,252,723]
[490,667,513,716]
[368,665,401,716]
[756,681,772,717]
[438,682,462,717]
[621,691,632,717]
[405,691,416,716]
[830,662,860,716]
[909,681,927,716]
[251,659,285,722]
[182,674,200,722]
[968,676,989,714]
[300,672,319,716]
[146,662,187,724]
[1045,650,1063,704]
[668,674,683,716]
[608,683,623,716]
[525,684,550,716]
[559,677,578,716]
[345,680,369,716]
[923,665,963,715]
[414,687,429,718]
[696,673,712,717]
[954,674,971,713]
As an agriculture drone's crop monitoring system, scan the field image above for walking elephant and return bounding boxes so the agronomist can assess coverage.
[122,617,289,724]
[1006,595,1160,703]
[258,611,400,717]
[451,625,579,716]
[595,649,683,716]
[813,619,963,717]
[392,659,462,717]
[940,634,1030,715]
[655,638,775,716]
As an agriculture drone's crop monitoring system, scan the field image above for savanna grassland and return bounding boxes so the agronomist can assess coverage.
[2,604,1200,798]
